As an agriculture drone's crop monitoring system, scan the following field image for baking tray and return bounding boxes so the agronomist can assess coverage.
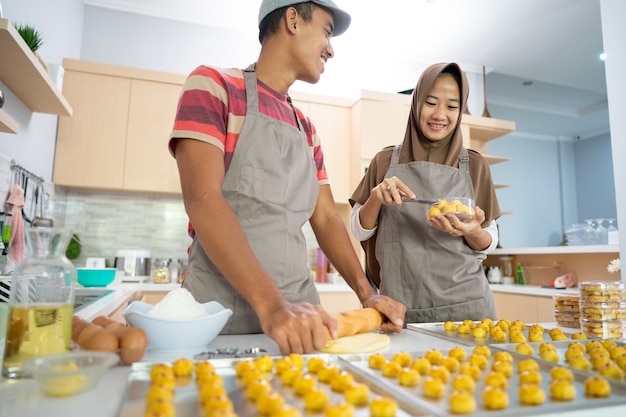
[408,321,578,346]
[339,346,626,417]
[116,354,432,417]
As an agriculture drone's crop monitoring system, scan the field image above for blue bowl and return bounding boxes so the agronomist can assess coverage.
[76,268,116,287]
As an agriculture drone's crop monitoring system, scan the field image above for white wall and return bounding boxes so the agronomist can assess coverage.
[600,0,626,282]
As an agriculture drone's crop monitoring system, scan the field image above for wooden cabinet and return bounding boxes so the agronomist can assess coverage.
[493,292,555,323]
[291,92,352,204]
[0,18,72,134]
[54,59,185,194]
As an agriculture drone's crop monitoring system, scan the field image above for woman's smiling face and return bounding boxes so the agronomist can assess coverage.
[419,73,461,142]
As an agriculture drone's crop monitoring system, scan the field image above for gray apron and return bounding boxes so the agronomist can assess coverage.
[376,144,496,323]
[183,65,320,334]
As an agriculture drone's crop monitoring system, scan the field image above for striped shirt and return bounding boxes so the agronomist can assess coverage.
[169,65,328,182]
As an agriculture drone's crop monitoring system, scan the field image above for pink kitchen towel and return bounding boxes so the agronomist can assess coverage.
[6,184,25,264]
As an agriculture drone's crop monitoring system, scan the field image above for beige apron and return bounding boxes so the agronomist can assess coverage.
[183,65,320,334]
[376,144,496,322]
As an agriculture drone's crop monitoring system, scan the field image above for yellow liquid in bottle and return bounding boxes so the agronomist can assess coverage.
[2,303,72,378]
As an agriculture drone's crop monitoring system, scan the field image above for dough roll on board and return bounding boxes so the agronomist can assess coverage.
[330,308,384,338]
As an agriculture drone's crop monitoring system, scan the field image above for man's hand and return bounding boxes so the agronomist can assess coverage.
[259,301,337,355]
[362,295,406,332]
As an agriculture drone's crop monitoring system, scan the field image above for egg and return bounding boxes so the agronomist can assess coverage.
[92,315,115,327]
[105,321,129,338]
[71,320,92,342]
[84,329,119,352]
[76,324,103,347]
[119,327,148,364]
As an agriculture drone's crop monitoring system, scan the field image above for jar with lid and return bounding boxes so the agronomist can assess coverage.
[177,258,188,283]
[152,258,171,284]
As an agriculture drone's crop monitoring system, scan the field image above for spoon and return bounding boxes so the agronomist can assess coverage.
[401,197,440,205]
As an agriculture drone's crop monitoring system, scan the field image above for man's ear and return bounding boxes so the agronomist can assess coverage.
[284,6,298,34]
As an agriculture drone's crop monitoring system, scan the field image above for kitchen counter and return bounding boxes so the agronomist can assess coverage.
[489,284,579,297]
[2,328,626,417]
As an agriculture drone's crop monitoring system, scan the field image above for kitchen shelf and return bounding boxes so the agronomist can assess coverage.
[0,18,72,118]
[461,114,516,142]
[485,154,511,165]
[494,182,511,189]
[0,109,18,133]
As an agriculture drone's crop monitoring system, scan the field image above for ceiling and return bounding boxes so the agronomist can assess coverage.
[85,0,609,141]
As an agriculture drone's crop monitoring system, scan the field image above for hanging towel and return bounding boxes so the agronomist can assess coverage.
[6,184,25,265]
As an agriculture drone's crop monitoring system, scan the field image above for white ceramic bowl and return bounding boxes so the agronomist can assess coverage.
[122,301,233,352]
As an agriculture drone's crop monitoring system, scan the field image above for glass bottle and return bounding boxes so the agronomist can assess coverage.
[2,227,77,379]
[152,258,171,284]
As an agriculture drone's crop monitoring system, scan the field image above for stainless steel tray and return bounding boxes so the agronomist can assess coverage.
[339,346,626,417]
[116,354,432,417]
[407,321,578,346]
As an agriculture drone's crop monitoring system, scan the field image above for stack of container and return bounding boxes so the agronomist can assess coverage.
[553,293,581,328]
[579,281,626,339]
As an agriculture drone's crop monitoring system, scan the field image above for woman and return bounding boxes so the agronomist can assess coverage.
[349,62,501,323]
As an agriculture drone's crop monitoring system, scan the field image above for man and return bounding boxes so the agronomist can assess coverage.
[169,0,405,355]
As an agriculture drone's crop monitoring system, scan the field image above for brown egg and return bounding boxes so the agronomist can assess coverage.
[72,315,85,324]
[105,322,129,338]
[71,320,91,342]
[76,324,103,347]
[119,327,148,364]
[92,315,115,327]
[84,329,119,352]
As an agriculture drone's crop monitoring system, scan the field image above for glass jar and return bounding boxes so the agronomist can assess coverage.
[152,258,171,284]
[2,227,77,379]
[177,258,188,284]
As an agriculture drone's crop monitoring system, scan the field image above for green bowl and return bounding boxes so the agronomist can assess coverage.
[76,268,116,287]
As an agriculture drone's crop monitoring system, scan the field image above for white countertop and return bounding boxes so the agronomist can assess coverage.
[489,283,579,297]
[492,244,619,255]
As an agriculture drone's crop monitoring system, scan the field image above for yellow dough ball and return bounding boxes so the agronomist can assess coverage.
[195,361,216,377]
[518,383,546,405]
[150,373,176,392]
[369,397,398,417]
[257,391,285,415]
[481,317,494,327]
[344,382,370,406]
[571,332,587,340]
[280,366,303,386]
[448,390,477,414]
[425,349,444,365]
[530,324,544,333]
[539,349,560,363]
[287,353,305,370]
[584,375,612,397]
[303,387,328,412]
[441,356,461,373]
[172,358,194,377]
[616,353,626,370]
[145,385,174,405]
[272,404,301,417]
[392,351,413,367]
[551,332,568,341]
[484,371,508,390]
[491,361,514,378]
[591,353,612,371]
[528,331,544,342]
[493,351,514,364]
[598,362,625,380]
[150,364,174,381]
[569,355,592,371]
[422,376,446,399]
[518,370,542,385]
[468,354,489,370]
[565,348,585,362]
[398,368,421,387]
[496,319,511,331]
[330,371,355,393]
[444,321,457,332]
[549,327,565,338]
[197,372,224,389]
[602,340,618,351]
[317,363,340,383]
[324,402,354,417]
[510,319,525,329]
[201,394,234,415]
[550,366,574,382]
[473,345,492,359]
[144,402,175,417]
[451,374,476,393]
[293,374,317,396]
[509,331,527,343]
[491,328,507,343]
[448,346,468,363]
[515,343,535,356]
[235,360,256,378]
[381,360,403,378]
[429,365,451,383]
[472,326,487,338]
[609,346,626,360]
[368,353,388,370]
[539,342,557,353]
[275,357,294,375]
[550,379,576,401]
[459,362,482,382]
[254,355,274,373]
[457,323,471,334]
[482,386,509,410]
[517,359,540,374]
[411,357,432,375]
[462,319,476,329]
[241,368,265,388]
[586,340,604,353]
[246,379,272,401]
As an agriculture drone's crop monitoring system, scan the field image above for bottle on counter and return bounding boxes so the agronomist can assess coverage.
[516,264,525,285]
[177,258,188,284]
[152,258,171,284]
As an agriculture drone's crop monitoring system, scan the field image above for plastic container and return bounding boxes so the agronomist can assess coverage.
[579,281,626,302]
[579,301,626,321]
[426,197,475,222]
[580,318,626,340]
[553,310,581,328]
[76,268,116,287]
[152,258,170,284]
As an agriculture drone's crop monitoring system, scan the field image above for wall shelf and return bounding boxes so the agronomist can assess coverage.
[485,154,511,165]
[0,109,18,133]
[0,18,73,119]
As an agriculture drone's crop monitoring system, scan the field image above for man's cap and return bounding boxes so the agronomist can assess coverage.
[258,0,351,37]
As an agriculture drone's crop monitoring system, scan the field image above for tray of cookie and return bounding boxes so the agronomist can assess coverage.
[492,339,626,384]
[337,344,626,417]
[116,353,433,417]
[408,319,581,346]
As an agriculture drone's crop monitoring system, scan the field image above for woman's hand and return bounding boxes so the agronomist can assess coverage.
[372,176,416,206]
[361,294,406,332]
[428,205,485,237]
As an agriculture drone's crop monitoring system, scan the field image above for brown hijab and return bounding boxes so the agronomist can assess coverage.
[350,62,501,286]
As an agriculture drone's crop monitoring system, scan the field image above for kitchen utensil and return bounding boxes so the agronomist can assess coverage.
[401,197,440,205]
[114,249,151,282]
[76,267,116,287]
[32,182,54,228]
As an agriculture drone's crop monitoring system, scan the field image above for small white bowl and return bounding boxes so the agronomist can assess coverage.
[122,301,233,352]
